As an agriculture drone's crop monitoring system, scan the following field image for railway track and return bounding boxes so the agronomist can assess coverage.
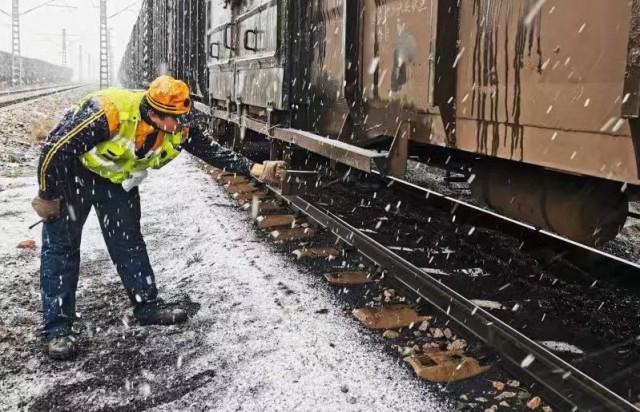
[205,161,640,412]
[0,84,83,109]
[382,172,640,283]
[0,84,66,97]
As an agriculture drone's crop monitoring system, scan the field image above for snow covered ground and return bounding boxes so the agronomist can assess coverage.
[0,145,451,411]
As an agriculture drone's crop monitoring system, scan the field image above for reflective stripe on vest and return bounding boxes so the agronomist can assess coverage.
[79,88,183,184]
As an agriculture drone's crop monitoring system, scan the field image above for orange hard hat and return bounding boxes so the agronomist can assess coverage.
[145,75,192,116]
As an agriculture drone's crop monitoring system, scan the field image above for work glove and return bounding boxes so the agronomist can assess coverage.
[122,170,148,192]
[31,197,61,222]
[251,161,287,185]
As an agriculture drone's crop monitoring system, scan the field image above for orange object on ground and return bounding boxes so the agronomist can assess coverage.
[17,240,36,249]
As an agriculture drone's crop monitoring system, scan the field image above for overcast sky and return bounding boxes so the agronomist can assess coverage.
[0,0,141,83]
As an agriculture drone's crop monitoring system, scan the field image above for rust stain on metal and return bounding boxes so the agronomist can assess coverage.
[470,0,542,160]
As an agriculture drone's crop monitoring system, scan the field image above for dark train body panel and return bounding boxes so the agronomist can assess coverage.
[196,0,640,184]
[121,0,640,245]
[119,0,208,98]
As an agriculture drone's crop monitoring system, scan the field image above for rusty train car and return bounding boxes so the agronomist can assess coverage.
[122,0,640,246]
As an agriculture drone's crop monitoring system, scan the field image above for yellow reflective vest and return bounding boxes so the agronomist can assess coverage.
[79,88,183,184]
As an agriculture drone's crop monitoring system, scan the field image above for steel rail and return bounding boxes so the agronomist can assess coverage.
[0,84,84,109]
[378,173,640,280]
[0,83,72,97]
[268,187,638,412]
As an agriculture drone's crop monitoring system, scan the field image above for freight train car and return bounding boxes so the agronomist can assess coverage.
[205,0,640,246]
[121,0,640,247]
[119,0,208,98]
[0,50,72,88]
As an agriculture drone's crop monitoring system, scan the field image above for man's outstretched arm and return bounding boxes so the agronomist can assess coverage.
[181,125,255,176]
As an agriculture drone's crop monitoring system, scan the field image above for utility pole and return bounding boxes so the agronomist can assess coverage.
[99,0,109,89]
[107,28,114,86]
[142,5,150,81]
[9,1,78,86]
[11,0,21,86]
[87,53,92,82]
[61,28,67,66]
[78,45,82,82]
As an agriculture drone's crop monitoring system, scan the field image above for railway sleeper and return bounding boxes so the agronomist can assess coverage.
[218,175,248,185]
[242,200,288,215]
[324,271,374,285]
[225,182,257,194]
[205,165,558,403]
[291,247,340,259]
[270,227,316,242]
[404,349,491,383]
[234,191,267,203]
[256,214,297,229]
[352,306,429,330]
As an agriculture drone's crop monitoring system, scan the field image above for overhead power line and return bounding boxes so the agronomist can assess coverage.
[21,0,76,16]
[108,1,140,19]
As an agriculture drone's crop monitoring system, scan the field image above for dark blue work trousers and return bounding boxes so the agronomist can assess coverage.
[40,171,158,340]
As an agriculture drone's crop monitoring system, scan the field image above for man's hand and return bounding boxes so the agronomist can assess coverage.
[251,161,287,185]
[31,197,61,222]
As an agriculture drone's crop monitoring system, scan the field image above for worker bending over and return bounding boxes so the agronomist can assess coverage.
[32,75,282,360]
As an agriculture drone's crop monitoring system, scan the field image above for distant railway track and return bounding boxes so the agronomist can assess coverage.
[0,84,84,109]
[0,84,68,97]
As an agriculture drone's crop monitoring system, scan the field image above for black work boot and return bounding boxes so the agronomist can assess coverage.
[46,336,77,360]
[137,307,188,326]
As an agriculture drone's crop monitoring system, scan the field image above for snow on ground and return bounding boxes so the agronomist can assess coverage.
[0,153,451,411]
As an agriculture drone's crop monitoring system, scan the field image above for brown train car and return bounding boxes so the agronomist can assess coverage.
[203,0,639,246]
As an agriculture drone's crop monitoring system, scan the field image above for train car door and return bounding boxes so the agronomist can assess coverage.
[355,0,448,150]
[233,0,285,110]
[359,0,439,117]
[207,0,236,106]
